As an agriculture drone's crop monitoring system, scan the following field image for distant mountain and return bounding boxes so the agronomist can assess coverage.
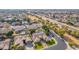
[0,9,79,13]
[0,9,27,13]
[27,9,79,13]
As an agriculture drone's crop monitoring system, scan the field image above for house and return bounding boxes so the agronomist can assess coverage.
[14,35,25,46]
[3,22,11,28]
[4,17,13,21]
[22,21,28,25]
[0,22,10,28]
[19,31,26,35]
[25,35,32,42]
[14,35,32,46]
[26,23,42,29]
[12,22,22,26]
[32,32,48,42]
[0,39,10,50]
[0,22,4,28]
[0,23,12,34]
[11,25,26,32]
[0,28,12,34]
[25,35,34,49]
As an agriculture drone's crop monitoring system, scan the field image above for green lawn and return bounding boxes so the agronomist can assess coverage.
[46,38,56,46]
[34,42,43,49]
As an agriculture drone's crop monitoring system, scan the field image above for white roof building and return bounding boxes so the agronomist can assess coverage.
[11,25,26,31]
[32,32,48,42]
[0,39,10,50]
[14,35,32,46]
[26,23,42,29]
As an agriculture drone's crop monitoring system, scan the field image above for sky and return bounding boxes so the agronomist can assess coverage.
[0,0,79,9]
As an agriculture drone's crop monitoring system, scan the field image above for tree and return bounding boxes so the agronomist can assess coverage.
[70,30,79,38]
[57,28,66,37]
[46,38,55,46]
[29,29,36,35]
[26,18,31,23]
[42,25,49,35]
[34,42,43,49]
[0,19,5,22]
[23,18,26,21]
[6,31,13,37]
[75,31,79,38]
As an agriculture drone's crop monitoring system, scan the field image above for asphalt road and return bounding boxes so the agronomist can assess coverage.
[44,30,67,50]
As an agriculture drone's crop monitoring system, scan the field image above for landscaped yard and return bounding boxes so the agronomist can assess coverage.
[34,42,43,49]
[34,37,56,49]
[46,38,56,46]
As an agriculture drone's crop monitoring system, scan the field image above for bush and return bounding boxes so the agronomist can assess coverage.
[29,29,36,35]
[57,28,66,37]
[6,31,13,37]
[34,42,43,49]
[67,30,79,38]
[46,38,55,46]
[42,25,49,35]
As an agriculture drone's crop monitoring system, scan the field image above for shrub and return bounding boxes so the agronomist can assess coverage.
[34,42,43,49]
[46,38,55,46]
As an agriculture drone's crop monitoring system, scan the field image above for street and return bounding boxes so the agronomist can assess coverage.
[44,30,67,50]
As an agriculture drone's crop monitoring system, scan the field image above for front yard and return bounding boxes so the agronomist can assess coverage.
[46,38,56,46]
[34,37,56,49]
[34,42,43,49]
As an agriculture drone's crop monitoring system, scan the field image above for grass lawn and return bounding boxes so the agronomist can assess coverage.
[34,42,43,49]
[46,38,56,46]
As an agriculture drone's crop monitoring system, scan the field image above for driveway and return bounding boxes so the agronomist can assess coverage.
[44,30,67,50]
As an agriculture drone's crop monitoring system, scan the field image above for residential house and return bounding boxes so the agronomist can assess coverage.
[14,35,26,46]
[0,39,10,50]
[11,25,26,32]
[26,23,42,29]
[32,32,48,42]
